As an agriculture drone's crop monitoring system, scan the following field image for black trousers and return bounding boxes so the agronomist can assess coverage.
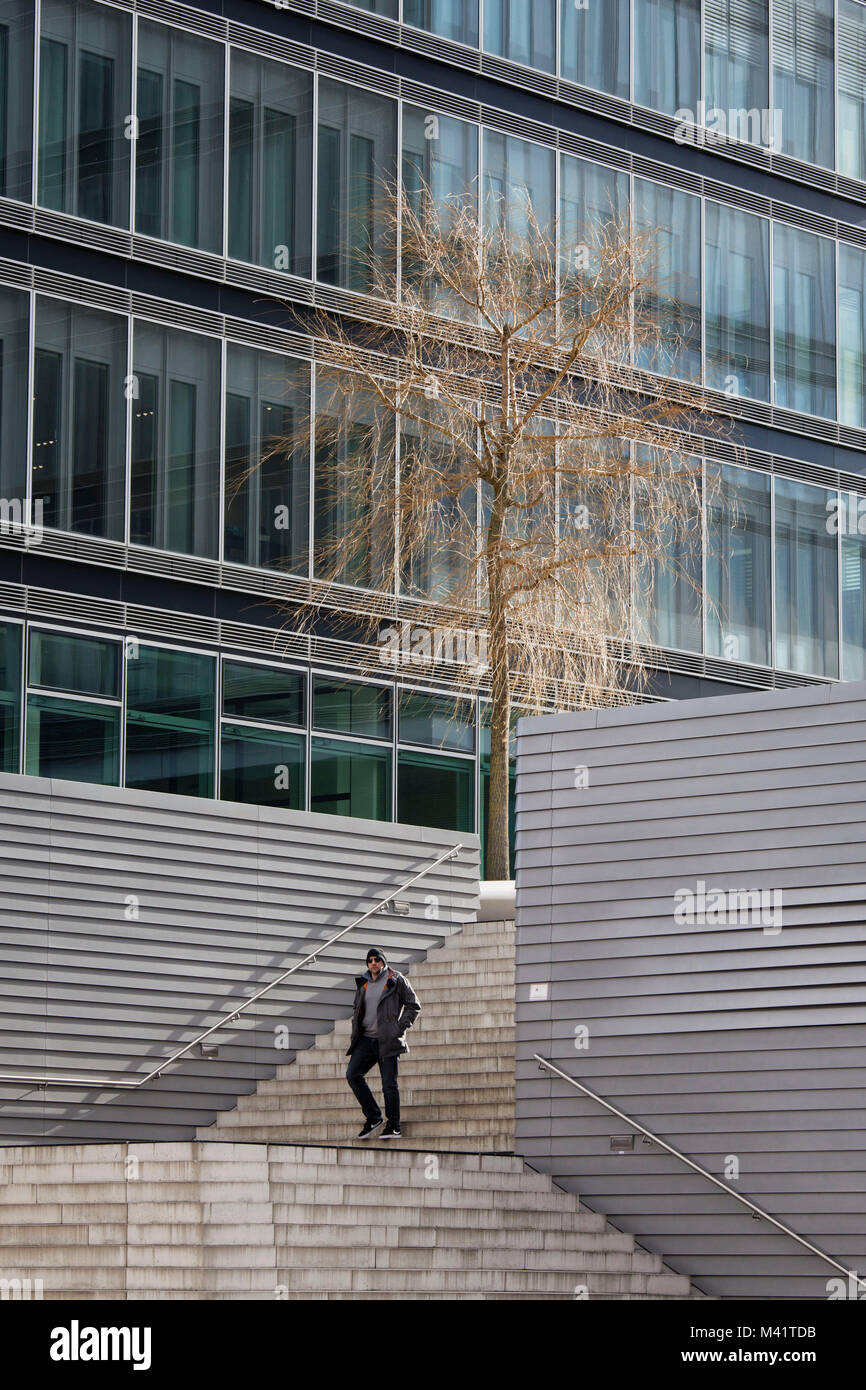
[346,1035,400,1126]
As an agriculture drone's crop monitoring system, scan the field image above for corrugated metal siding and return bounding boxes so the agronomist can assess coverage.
[515,682,866,1299]
[0,773,479,1144]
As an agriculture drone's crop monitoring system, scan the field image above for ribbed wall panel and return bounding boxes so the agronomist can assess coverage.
[514,681,866,1299]
[0,774,479,1145]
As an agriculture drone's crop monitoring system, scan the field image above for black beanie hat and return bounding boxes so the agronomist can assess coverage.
[366,946,388,964]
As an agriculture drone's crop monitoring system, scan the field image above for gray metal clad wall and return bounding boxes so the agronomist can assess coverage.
[514,682,866,1300]
[0,773,479,1144]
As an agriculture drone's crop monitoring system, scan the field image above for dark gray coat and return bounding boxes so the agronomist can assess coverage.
[346,968,421,1059]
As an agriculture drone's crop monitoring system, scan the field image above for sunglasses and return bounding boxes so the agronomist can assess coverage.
[367,956,383,963]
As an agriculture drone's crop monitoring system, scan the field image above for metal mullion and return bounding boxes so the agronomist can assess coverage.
[837,482,844,680]
[130,9,138,235]
[25,289,36,534]
[27,686,121,709]
[770,466,777,672]
[32,0,42,208]
[222,39,231,262]
[221,714,306,737]
[218,336,227,564]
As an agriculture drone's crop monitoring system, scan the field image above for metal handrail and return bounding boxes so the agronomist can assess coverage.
[534,1054,866,1293]
[0,843,463,1092]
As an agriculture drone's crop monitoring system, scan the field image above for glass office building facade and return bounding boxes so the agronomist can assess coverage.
[1,0,865,861]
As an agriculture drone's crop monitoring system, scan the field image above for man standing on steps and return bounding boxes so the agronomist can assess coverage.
[346,947,421,1140]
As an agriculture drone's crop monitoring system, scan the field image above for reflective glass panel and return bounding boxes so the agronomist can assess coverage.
[317,78,396,292]
[705,202,771,401]
[313,677,392,739]
[33,299,127,541]
[399,690,475,752]
[221,723,305,809]
[634,0,701,115]
[229,50,312,277]
[311,736,391,820]
[224,345,310,573]
[0,620,20,773]
[131,321,220,558]
[773,224,836,419]
[774,477,839,678]
[136,20,224,252]
[706,464,772,666]
[0,0,34,201]
[30,629,119,697]
[26,693,119,783]
[38,0,131,226]
[773,0,834,169]
[561,0,628,97]
[222,661,305,727]
[483,0,555,73]
[398,749,474,832]
[126,645,216,796]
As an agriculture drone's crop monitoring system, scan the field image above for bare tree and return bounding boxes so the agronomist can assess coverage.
[271,180,728,880]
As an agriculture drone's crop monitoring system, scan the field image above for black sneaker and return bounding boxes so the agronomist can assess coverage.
[380,1122,402,1138]
[358,1118,384,1139]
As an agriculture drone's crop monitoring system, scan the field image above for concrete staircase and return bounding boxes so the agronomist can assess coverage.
[0,918,700,1297]
[0,1140,694,1299]
[196,918,517,1153]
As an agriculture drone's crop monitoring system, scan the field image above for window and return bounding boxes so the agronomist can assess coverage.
[224,345,310,573]
[839,0,866,179]
[126,644,216,796]
[0,621,20,773]
[0,288,29,505]
[398,413,477,603]
[704,0,769,136]
[311,737,391,820]
[398,749,474,832]
[402,104,477,222]
[634,179,702,382]
[314,370,395,590]
[136,21,223,252]
[131,321,221,558]
[773,0,834,169]
[483,130,555,243]
[483,0,555,73]
[840,245,866,429]
[29,628,119,697]
[705,464,772,667]
[317,78,396,292]
[228,51,312,276]
[634,0,701,115]
[705,202,771,402]
[560,154,630,340]
[404,0,478,47]
[561,0,628,97]
[634,452,703,654]
[313,676,392,739]
[221,724,305,810]
[24,628,120,785]
[32,299,127,541]
[26,693,120,783]
[399,690,474,752]
[223,661,305,728]
[38,0,131,226]
[774,478,838,678]
[841,494,866,680]
[0,0,33,201]
[773,224,836,420]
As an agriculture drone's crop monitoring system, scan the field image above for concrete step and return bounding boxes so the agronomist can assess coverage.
[235,1082,515,1105]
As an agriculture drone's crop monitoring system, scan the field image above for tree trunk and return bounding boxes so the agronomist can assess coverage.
[486,596,512,881]
[485,430,512,882]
